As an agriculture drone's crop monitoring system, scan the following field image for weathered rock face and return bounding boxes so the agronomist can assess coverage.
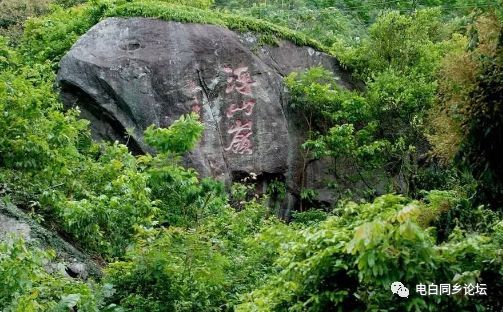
[0,200,101,279]
[57,17,358,212]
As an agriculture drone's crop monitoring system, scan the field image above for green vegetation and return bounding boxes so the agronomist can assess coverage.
[0,238,114,311]
[223,5,365,46]
[1,0,503,311]
[284,8,462,201]
[239,193,503,311]
[0,0,86,43]
[18,0,327,67]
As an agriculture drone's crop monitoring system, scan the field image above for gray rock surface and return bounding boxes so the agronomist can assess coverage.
[57,17,359,212]
[0,200,101,279]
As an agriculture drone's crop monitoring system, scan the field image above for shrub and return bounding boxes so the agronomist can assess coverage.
[238,194,503,311]
[105,202,285,311]
[0,0,52,42]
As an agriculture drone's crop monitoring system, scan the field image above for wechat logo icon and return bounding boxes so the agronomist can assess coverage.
[391,282,409,298]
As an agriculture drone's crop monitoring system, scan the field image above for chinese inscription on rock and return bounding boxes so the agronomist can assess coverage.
[223,66,256,155]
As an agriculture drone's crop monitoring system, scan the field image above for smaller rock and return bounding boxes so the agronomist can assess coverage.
[0,199,102,279]
[0,214,31,241]
[66,262,88,279]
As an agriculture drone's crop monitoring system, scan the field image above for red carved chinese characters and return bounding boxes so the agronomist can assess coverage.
[224,120,253,154]
[226,99,256,118]
[223,66,257,155]
[191,103,202,114]
[186,80,203,118]
[224,66,255,96]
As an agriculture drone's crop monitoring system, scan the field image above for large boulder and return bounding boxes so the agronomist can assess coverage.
[57,17,358,212]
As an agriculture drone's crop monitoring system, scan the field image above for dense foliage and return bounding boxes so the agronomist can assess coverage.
[239,193,503,311]
[1,0,503,311]
[0,238,115,311]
